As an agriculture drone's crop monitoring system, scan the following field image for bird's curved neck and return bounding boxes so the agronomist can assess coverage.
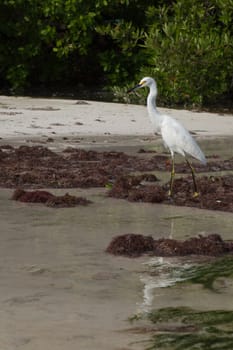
[147,82,162,131]
[147,86,157,110]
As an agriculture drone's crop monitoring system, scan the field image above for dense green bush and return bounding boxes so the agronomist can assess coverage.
[0,0,109,92]
[95,0,159,85]
[139,0,233,107]
[0,0,232,107]
[0,0,155,93]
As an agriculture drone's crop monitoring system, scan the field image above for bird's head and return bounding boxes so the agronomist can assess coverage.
[127,77,156,93]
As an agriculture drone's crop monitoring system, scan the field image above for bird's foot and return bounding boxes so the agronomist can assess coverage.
[193,191,199,198]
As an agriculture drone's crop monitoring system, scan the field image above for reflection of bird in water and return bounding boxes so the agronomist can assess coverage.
[128,77,206,197]
[169,218,174,240]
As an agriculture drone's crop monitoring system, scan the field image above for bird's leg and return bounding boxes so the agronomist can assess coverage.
[168,156,175,197]
[185,158,199,197]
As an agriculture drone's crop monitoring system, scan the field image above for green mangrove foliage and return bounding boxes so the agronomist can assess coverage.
[0,0,232,106]
[0,0,109,91]
[141,0,233,106]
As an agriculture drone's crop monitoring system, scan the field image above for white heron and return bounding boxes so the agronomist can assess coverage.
[128,77,206,197]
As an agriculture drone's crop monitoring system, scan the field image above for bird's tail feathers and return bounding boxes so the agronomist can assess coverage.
[198,151,207,165]
[190,146,207,165]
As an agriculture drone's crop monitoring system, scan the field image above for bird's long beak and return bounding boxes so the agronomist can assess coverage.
[127,83,142,93]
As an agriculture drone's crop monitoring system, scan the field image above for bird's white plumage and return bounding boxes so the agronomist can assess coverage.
[138,77,206,164]
[128,76,207,196]
[161,115,206,164]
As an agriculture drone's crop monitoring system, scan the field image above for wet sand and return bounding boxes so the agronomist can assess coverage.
[0,97,233,349]
[1,187,233,349]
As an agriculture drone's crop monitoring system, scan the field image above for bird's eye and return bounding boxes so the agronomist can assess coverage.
[140,80,145,86]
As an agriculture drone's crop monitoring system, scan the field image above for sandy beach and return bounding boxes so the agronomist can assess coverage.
[0,96,233,350]
[1,95,233,140]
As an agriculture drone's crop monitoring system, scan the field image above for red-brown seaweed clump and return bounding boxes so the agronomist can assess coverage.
[106,233,233,257]
[0,145,233,212]
[12,189,91,208]
[106,234,154,257]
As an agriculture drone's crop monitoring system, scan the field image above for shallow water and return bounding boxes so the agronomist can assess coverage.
[0,136,233,349]
[0,185,233,350]
[131,256,233,349]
